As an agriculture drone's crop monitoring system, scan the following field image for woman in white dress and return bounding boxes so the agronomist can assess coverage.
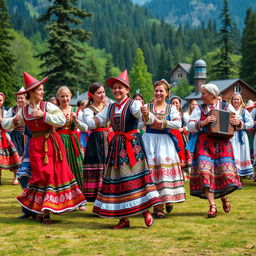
[230,93,254,178]
[140,79,186,218]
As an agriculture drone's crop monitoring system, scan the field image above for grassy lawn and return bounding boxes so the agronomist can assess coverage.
[0,171,256,256]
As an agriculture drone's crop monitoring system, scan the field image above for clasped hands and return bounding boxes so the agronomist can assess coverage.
[31,108,44,118]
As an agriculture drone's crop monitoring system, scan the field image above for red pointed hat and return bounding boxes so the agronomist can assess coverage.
[23,72,48,92]
[106,70,130,89]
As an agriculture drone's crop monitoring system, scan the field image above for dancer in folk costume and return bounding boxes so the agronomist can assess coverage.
[0,92,21,185]
[82,82,113,202]
[139,80,186,219]
[2,73,86,224]
[229,93,254,178]
[187,84,242,218]
[56,86,87,211]
[84,70,161,229]
[5,87,27,158]
[170,96,192,173]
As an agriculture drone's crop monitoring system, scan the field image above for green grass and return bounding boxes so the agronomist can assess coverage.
[0,171,256,256]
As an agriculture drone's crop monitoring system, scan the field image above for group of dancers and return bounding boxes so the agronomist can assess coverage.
[0,69,254,228]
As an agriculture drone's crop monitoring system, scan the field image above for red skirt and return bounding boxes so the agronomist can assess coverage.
[16,132,86,213]
[190,133,242,199]
[169,129,191,168]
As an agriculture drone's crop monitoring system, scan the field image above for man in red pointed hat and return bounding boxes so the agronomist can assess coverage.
[2,72,86,223]
[82,70,161,229]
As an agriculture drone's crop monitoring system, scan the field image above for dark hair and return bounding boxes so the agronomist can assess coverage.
[133,93,144,100]
[133,93,144,104]
[26,87,36,100]
[171,96,183,114]
[86,82,105,108]
[77,100,82,107]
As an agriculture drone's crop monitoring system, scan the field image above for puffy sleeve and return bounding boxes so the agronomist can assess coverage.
[44,102,66,127]
[83,106,109,129]
[241,109,254,130]
[183,112,190,126]
[227,104,236,114]
[2,108,24,130]
[4,108,13,118]
[137,103,155,129]
[187,105,201,132]
[166,105,182,129]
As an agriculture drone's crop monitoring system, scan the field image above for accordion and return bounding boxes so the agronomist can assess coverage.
[207,109,235,139]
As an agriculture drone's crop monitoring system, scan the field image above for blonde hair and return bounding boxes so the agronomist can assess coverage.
[188,100,198,115]
[56,86,72,98]
[229,93,246,108]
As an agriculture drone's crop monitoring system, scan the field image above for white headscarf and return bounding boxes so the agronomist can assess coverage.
[201,83,220,98]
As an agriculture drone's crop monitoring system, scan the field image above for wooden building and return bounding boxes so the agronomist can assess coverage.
[185,78,256,104]
[169,63,191,84]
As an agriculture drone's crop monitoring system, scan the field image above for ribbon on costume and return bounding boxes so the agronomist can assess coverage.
[32,129,63,164]
[57,129,80,157]
[113,129,138,167]
[146,126,180,153]
[91,127,114,143]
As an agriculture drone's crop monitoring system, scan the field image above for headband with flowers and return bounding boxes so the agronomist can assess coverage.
[154,79,174,91]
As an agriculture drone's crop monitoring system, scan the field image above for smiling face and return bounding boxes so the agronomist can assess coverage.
[58,89,71,107]
[16,94,27,108]
[171,98,181,111]
[232,94,242,108]
[112,82,129,102]
[154,85,168,104]
[29,84,44,102]
[92,86,106,104]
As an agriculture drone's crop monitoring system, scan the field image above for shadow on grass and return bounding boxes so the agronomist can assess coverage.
[0,214,149,230]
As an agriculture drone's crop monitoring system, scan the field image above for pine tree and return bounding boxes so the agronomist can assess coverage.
[212,0,236,79]
[240,9,256,87]
[129,48,153,103]
[0,0,16,106]
[156,46,168,81]
[104,55,114,97]
[37,0,92,97]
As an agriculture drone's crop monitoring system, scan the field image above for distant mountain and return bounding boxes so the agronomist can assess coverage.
[141,0,256,29]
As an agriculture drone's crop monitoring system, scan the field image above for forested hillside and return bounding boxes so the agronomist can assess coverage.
[7,0,220,80]
[143,0,256,30]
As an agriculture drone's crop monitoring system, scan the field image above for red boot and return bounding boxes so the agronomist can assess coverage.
[143,211,154,227]
[113,218,130,229]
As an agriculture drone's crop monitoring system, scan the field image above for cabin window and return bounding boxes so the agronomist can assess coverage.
[234,86,242,93]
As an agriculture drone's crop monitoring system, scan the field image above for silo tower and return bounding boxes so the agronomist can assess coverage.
[194,59,206,93]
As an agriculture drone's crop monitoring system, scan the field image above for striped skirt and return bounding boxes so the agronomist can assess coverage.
[93,132,161,218]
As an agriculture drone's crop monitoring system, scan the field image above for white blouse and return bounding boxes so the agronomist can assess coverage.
[234,108,254,130]
[83,97,155,130]
[138,104,181,129]
[2,102,66,131]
